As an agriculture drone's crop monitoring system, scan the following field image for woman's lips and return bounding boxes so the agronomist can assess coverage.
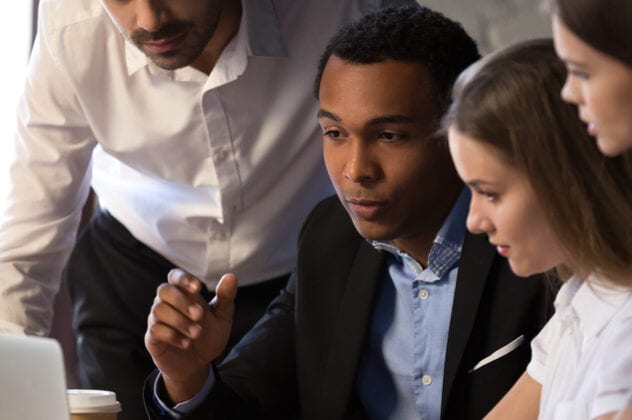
[496,245,510,256]
[587,122,597,136]
[142,32,187,54]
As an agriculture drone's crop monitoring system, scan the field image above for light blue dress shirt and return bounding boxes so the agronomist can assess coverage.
[357,188,470,420]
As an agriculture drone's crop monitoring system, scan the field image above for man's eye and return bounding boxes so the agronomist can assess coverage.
[379,132,405,141]
[324,129,342,139]
[323,129,348,142]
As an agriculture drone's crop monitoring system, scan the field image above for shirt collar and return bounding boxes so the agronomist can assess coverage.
[123,0,287,77]
[564,275,632,339]
[434,187,469,252]
[372,187,469,278]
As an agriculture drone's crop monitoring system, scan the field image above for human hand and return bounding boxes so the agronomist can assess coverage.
[145,269,238,402]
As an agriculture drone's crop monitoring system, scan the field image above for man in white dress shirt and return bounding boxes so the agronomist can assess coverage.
[0,0,415,418]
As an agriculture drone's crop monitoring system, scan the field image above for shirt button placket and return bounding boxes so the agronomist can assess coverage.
[209,219,226,241]
[213,148,228,162]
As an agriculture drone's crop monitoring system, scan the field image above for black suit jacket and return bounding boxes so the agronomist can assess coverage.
[145,196,555,419]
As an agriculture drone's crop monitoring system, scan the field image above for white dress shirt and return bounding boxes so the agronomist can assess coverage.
[0,0,412,335]
[527,276,632,419]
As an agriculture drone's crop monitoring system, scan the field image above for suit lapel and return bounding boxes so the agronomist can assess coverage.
[441,232,496,413]
[318,241,385,418]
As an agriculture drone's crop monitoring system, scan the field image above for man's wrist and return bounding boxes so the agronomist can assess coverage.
[163,367,211,404]
[153,366,216,418]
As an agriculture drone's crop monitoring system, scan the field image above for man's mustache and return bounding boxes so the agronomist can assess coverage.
[131,21,190,44]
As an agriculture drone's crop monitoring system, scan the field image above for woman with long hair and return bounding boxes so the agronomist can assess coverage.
[547,3,632,418]
[444,38,632,419]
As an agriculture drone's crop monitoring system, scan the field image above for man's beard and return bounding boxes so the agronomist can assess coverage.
[131,19,214,70]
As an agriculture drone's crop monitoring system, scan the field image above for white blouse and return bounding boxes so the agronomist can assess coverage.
[527,276,632,419]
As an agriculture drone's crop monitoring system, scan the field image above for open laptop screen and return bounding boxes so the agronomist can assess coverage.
[0,333,70,420]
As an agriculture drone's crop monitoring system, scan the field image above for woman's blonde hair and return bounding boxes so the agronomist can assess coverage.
[443,38,632,286]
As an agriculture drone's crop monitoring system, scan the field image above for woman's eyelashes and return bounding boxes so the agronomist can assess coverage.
[567,66,590,80]
[475,188,499,202]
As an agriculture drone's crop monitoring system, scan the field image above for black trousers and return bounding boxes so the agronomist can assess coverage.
[66,210,289,420]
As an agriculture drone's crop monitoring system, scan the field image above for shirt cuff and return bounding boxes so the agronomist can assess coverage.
[153,366,215,418]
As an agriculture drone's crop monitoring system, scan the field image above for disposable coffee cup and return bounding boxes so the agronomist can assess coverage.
[67,389,121,420]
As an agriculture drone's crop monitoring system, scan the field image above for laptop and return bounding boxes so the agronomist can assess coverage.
[0,332,70,420]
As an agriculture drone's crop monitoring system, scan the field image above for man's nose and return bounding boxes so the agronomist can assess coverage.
[136,0,166,33]
[343,140,379,183]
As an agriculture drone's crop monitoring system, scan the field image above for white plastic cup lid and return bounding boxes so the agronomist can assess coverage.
[67,389,122,413]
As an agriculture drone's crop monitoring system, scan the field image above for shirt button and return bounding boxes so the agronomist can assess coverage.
[213,149,228,161]
[418,289,429,300]
[421,374,432,386]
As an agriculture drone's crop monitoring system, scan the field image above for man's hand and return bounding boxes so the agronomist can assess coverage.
[145,269,238,403]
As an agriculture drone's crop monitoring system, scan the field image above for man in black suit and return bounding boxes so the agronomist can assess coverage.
[143,7,555,419]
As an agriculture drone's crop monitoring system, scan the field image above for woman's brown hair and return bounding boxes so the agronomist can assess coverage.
[545,0,632,67]
[443,38,632,286]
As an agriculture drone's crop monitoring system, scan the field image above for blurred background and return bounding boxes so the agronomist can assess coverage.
[423,0,551,54]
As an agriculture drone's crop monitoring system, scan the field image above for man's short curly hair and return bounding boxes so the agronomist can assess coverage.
[313,6,480,110]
